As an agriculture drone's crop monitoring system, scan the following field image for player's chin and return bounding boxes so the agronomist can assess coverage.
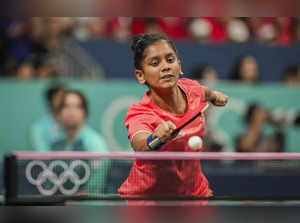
[159,78,178,88]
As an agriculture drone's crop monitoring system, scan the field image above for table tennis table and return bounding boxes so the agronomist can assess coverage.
[65,198,300,223]
[2,192,300,223]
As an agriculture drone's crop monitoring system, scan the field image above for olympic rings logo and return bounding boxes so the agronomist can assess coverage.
[25,160,90,196]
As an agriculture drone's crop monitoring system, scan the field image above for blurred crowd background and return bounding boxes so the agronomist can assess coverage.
[1,17,300,80]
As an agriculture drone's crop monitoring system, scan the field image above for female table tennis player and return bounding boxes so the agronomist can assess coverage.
[118,34,228,199]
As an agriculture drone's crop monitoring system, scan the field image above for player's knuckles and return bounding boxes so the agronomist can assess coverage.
[166,121,176,129]
[157,128,170,138]
[162,122,170,129]
[157,122,168,131]
[163,125,172,133]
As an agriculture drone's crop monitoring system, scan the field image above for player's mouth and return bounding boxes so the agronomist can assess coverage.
[161,74,175,80]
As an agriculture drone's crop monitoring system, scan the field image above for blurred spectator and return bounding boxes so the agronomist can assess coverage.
[256,18,278,45]
[190,64,218,84]
[84,18,108,40]
[0,19,34,77]
[189,18,227,43]
[203,130,225,152]
[30,84,65,151]
[131,18,147,36]
[144,18,164,35]
[189,18,213,43]
[275,17,293,46]
[132,18,164,36]
[157,17,190,41]
[29,89,110,194]
[226,18,250,43]
[32,89,108,152]
[282,65,300,86]
[244,17,260,42]
[132,17,190,40]
[55,90,110,193]
[293,18,300,44]
[245,17,294,46]
[203,108,225,153]
[236,103,285,152]
[15,60,35,80]
[0,18,75,79]
[35,58,57,79]
[73,18,94,41]
[228,55,260,83]
[34,18,105,79]
[42,17,75,52]
[106,17,132,42]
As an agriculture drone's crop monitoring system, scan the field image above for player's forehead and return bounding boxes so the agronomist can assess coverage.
[143,40,177,61]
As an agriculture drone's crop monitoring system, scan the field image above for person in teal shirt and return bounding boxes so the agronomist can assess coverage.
[32,89,110,195]
[30,84,65,151]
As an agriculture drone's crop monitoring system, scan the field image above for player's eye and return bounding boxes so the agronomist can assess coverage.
[150,60,159,67]
[167,56,175,63]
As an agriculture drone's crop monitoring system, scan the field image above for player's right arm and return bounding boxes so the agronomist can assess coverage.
[130,121,176,152]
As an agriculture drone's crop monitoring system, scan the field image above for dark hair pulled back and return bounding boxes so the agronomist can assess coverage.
[131,34,179,70]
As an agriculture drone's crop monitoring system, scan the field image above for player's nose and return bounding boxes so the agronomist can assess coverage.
[161,60,171,73]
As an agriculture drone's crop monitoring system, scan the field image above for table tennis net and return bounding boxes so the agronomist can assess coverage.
[4,152,300,205]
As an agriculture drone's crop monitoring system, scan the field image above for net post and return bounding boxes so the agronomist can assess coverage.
[4,153,18,205]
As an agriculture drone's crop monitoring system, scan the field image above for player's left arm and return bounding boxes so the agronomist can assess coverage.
[202,86,228,106]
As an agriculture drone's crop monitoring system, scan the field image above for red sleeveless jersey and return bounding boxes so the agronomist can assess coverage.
[118,78,211,197]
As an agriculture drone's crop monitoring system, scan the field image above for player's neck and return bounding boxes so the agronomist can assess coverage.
[150,86,187,114]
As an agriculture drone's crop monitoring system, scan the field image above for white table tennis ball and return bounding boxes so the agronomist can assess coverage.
[188,136,203,150]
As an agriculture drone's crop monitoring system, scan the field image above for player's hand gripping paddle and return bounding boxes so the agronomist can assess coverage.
[148,102,209,150]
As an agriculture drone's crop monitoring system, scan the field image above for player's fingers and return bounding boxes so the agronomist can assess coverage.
[154,122,166,138]
[162,121,172,132]
[160,121,173,138]
[221,95,229,105]
[154,121,177,142]
[166,120,176,130]
[215,94,228,106]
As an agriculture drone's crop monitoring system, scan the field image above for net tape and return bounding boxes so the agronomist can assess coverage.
[12,151,300,160]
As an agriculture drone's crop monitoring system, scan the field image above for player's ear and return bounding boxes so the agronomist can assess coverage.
[135,69,146,85]
[178,60,184,76]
